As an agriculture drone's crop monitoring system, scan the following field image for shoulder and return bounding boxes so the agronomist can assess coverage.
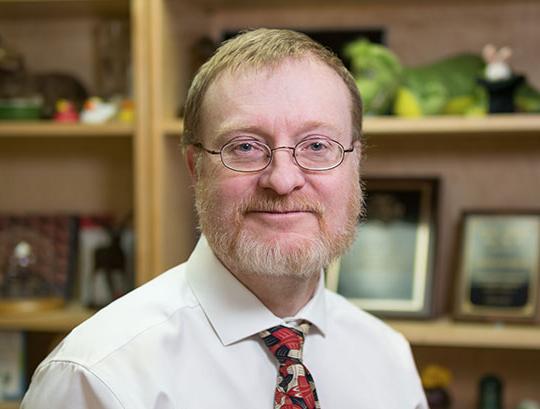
[22,360,124,409]
[43,262,198,369]
[25,263,204,408]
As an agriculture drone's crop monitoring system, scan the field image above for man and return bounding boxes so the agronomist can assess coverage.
[22,29,428,408]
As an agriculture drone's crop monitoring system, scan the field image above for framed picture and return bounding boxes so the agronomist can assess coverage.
[327,178,438,318]
[454,211,540,322]
[0,331,25,402]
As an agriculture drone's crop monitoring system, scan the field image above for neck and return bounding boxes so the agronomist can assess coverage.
[230,268,321,318]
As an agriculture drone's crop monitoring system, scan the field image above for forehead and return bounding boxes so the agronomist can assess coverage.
[199,57,352,144]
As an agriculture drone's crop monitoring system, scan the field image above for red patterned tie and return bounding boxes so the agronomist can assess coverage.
[260,322,321,409]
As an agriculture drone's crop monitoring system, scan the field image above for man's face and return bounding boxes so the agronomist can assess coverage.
[191,57,362,278]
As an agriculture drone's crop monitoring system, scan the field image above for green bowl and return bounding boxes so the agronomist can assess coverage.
[0,99,42,120]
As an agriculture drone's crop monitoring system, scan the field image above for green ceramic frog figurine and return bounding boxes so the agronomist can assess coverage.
[344,38,540,116]
[343,38,403,116]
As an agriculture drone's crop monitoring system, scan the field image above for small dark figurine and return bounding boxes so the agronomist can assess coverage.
[90,230,126,309]
[477,374,503,409]
[478,44,523,113]
[88,214,133,309]
[32,72,88,119]
[0,35,88,119]
[421,365,452,409]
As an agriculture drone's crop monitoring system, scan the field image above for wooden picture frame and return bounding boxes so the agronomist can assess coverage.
[327,178,438,318]
[454,211,540,322]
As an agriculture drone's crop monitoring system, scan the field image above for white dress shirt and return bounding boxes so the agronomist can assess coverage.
[22,237,428,409]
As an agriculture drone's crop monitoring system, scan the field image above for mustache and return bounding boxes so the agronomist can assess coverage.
[238,195,324,215]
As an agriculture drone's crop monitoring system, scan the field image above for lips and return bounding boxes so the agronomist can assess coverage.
[238,195,325,218]
[246,208,319,223]
[250,210,312,214]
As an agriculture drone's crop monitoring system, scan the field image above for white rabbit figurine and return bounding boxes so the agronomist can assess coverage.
[482,44,513,82]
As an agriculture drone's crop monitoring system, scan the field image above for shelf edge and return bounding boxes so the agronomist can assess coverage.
[0,304,95,332]
[388,318,540,350]
[163,115,540,137]
[0,122,134,138]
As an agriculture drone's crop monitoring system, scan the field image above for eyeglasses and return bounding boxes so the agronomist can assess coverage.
[194,136,355,173]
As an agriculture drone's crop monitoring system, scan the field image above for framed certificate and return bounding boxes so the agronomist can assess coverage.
[454,211,540,322]
[327,178,438,318]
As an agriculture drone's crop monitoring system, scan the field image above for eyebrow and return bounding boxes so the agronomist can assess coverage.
[214,125,269,145]
[214,120,343,145]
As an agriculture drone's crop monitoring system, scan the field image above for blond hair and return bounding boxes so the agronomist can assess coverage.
[182,28,363,148]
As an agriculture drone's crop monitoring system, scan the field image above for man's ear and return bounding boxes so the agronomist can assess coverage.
[185,145,199,183]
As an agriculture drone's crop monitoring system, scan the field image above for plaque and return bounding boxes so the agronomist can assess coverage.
[454,212,540,322]
[326,178,438,318]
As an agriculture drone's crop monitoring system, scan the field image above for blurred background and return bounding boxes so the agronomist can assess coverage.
[0,1,539,408]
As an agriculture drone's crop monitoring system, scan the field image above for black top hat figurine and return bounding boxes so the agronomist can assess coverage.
[478,44,524,114]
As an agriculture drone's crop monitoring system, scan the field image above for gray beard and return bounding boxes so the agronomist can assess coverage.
[194,168,363,279]
[207,224,339,279]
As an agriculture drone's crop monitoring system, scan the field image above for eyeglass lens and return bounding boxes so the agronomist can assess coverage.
[221,137,344,172]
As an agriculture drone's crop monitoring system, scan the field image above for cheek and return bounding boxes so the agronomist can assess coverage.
[202,168,258,206]
[326,191,351,223]
[317,170,360,224]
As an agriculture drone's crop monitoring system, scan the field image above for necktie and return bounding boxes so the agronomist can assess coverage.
[260,322,321,409]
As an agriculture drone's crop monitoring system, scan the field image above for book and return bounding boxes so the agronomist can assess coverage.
[0,331,25,402]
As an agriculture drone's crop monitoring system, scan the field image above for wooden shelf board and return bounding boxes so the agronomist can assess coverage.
[0,122,134,138]
[363,114,540,135]
[388,318,540,350]
[163,119,184,136]
[0,401,20,409]
[163,115,540,137]
[169,0,527,10]
[0,304,94,332]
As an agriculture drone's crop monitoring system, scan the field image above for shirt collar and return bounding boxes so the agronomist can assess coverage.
[186,236,327,346]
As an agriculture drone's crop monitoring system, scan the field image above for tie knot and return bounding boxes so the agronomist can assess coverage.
[260,323,310,365]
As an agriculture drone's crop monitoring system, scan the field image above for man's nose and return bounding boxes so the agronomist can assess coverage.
[258,147,306,195]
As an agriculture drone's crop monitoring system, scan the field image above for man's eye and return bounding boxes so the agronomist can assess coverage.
[231,142,257,153]
[302,139,330,153]
[309,141,326,151]
[226,140,265,156]
[237,143,254,152]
